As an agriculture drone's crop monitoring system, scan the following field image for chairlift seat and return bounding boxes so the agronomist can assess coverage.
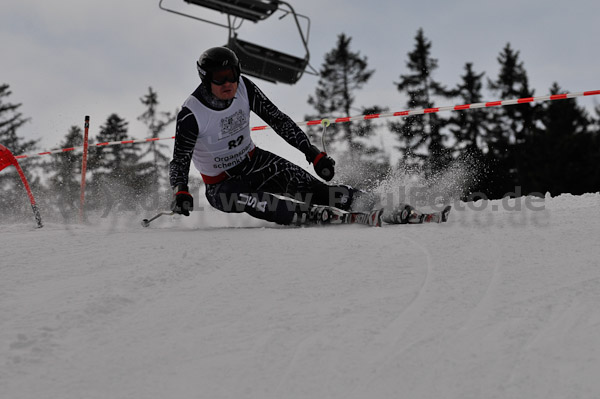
[184,0,279,22]
[159,0,315,84]
[227,36,307,84]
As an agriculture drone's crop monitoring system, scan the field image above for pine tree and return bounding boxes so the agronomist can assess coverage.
[88,114,153,214]
[138,87,176,189]
[519,83,596,195]
[447,63,490,153]
[0,83,36,154]
[392,28,453,177]
[445,63,492,197]
[337,105,391,187]
[0,83,39,220]
[591,106,600,188]
[486,43,539,198]
[594,105,600,134]
[307,33,376,163]
[49,126,83,220]
[90,114,130,176]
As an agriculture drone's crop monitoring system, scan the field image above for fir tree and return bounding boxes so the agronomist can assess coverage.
[90,114,131,176]
[49,126,83,220]
[486,43,539,198]
[391,28,453,176]
[519,83,596,195]
[138,87,176,189]
[337,105,391,187]
[307,33,376,163]
[88,114,152,214]
[0,83,39,220]
[594,104,600,134]
[0,83,36,154]
[447,63,490,153]
[445,63,492,197]
[591,105,600,188]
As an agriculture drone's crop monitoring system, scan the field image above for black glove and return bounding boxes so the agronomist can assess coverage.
[305,144,335,181]
[171,184,193,216]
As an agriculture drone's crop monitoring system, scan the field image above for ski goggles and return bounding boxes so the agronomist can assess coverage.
[210,68,239,85]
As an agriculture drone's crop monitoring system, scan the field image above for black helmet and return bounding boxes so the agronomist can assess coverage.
[196,47,241,86]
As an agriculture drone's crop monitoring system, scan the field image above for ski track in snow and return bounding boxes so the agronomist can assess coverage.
[1,193,600,399]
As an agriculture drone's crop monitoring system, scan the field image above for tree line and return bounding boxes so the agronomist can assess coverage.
[0,86,176,221]
[307,29,600,199]
[2,28,599,221]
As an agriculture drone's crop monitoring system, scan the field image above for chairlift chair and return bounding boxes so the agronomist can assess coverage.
[158,0,317,84]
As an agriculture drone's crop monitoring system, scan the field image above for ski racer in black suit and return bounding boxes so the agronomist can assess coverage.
[169,47,450,226]
[169,47,375,225]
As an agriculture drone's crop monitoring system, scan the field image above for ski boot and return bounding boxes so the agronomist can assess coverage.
[292,205,336,226]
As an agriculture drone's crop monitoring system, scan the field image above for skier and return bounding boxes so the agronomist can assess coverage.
[169,47,449,226]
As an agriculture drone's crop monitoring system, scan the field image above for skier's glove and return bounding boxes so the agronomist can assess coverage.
[171,184,193,216]
[305,144,335,181]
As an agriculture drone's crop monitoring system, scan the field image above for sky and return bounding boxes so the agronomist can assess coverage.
[2,0,599,156]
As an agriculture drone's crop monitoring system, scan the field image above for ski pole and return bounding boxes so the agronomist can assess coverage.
[141,211,174,227]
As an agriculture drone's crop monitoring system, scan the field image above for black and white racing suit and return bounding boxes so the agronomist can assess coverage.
[169,76,368,225]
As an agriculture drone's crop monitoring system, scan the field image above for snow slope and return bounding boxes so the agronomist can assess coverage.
[2,193,600,399]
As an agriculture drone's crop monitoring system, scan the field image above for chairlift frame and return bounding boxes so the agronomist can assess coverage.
[158,0,317,84]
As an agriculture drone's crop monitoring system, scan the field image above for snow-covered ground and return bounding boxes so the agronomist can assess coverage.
[2,192,600,399]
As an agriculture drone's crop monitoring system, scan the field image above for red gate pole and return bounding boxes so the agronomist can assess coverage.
[79,115,90,223]
[0,144,43,228]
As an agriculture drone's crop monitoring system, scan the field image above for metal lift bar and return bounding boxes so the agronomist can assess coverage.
[159,0,279,29]
[184,0,278,22]
[158,0,317,81]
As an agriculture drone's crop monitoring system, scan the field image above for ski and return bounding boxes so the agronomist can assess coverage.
[297,204,449,228]
[302,206,384,227]
[302,205,451,227]
[420,205,452,223]
[343,208,384,227]
[382,204,452,225]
